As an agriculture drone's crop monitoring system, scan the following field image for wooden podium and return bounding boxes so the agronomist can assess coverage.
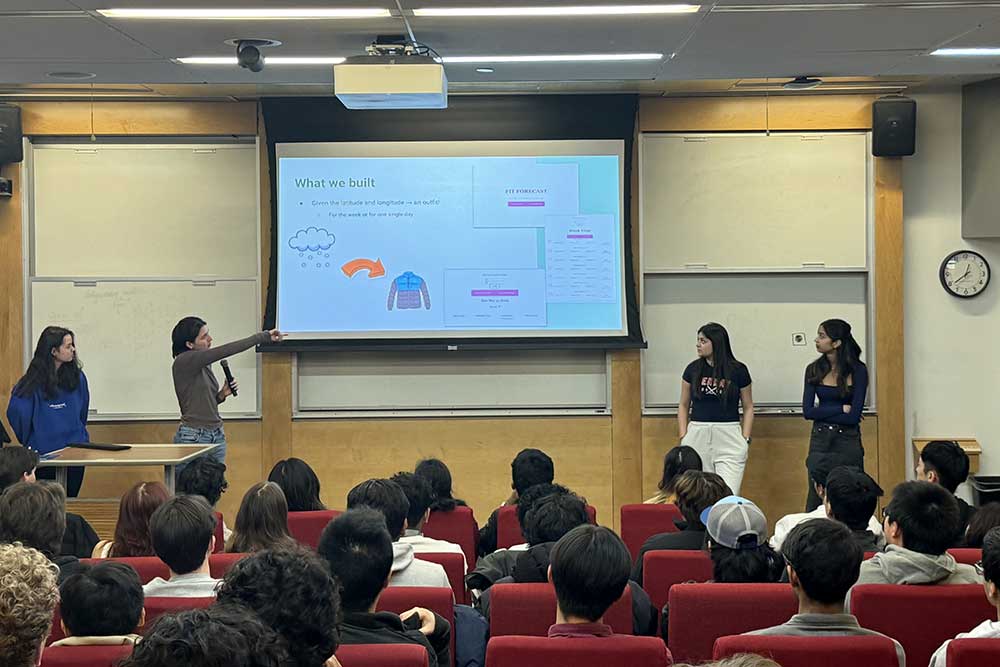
[37,444,217,494]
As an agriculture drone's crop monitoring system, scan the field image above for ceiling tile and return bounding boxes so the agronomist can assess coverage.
[0,17,160,60]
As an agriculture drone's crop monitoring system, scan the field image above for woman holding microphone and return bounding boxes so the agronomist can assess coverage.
[171,317,282,466]
[678,322,754,495]
[802,318,868,511]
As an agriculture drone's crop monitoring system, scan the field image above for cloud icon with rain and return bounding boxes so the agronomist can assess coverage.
[288,227,335,252]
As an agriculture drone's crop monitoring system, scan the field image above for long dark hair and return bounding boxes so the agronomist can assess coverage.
[14,326,82,400]
[691,323,744,409]
[267,458,326,512]
[111,481,171,557]
[806,318,864,397]
[415,458,467,512]
[658,446,703,494]
[172,316,206,358]
[228,482,297,553]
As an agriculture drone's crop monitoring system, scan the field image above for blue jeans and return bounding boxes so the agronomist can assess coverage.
[173,425,227,478]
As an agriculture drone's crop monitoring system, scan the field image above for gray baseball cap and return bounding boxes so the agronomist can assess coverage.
[701,495,768,549]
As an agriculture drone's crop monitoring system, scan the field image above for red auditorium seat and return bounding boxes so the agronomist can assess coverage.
[620,504,683,561]
[415,552,468,604]
[949,548,982,565]
[489,583,633,637]
[209,552,249,578]
[496,504,597,549]
[48,596,214,645]
[947,638,1000,667]
[80,557,169,584]
[713,634,901,667]
[423,506,478,568]
[336,643,429,667]
[485,635,672,667]
[213,512,225,553]
[40,644,134,667]
[377,586,455,660]
[851,584,995,667]
[642,549,713,612]
[287,509,342,548]
[667,583,798,664]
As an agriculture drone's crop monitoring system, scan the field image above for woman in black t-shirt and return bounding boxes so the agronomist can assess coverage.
[678,323,755,494]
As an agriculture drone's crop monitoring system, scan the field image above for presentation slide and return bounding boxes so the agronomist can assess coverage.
[276,140,626,339]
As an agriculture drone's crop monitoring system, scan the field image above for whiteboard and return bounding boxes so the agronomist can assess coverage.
[297,349,608,412]
[30,281,260,418]
[641,132,869,271]
[32,143,258,278]
[643,274,868,407]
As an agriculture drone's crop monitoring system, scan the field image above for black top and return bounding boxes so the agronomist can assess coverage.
[802,362,869,426]
[62,512,99,559]
[683,360,752,423]
[340,610,450,667]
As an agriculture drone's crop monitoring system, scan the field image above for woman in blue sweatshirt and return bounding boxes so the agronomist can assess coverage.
[802,318,869,512]
[6,326,90,497]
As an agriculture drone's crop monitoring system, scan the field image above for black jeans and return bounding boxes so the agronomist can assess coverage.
[36,465,85,498]
[805,422,864,512]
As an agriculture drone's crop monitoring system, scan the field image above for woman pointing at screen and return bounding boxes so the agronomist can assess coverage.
[171,317,282,467]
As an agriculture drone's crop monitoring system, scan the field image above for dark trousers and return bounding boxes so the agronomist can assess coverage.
[37,465,85,498]
[805,422,864,512]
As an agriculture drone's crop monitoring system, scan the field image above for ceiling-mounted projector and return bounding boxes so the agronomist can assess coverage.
[334,53,447,110]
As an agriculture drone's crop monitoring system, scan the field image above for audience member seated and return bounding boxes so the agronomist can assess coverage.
[144,495,220,597]
[917,440,976,540]
[632,471,730,583]
[177,455,230,541]
[746,518,904,666]
[0,542,59,667]
[216,546,341,667]
[346,478,449,588]
[118,604,292,667]
[770,461,883,551]
[92,481,171,558]
[415,458,467,512]
[852,481,980,592]
[318,508,451,667]
[267,457,327,512]
[227,481,298,553]
[0,481,84,583]
[645,445,703,505]
[705,496,784,583]
[964,503,1000,548]
[929,526,1000,666]
[391,471,467,569]
[51,561,144,649]
[0,446,98,559]
[478,448,554,557]
[823,466,885,552]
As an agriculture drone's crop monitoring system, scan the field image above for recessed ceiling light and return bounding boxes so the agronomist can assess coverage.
[476,67,495,73]
[414,4,699,16]
[931,47,1000,56]
[98,8,391,19]
[442,54,663,63]
[176,56,346,65]
[45,71,97,80]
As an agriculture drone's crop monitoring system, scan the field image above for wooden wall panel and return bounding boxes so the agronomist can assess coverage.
[291,417,614,529]
[0,161,25,442]
[19,101,257,136]
[611,350,643,530]
[640,94,876,132]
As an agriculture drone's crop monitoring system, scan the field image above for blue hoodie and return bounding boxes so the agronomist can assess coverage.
[6,372,90,455]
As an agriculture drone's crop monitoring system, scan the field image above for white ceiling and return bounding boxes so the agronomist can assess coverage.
[2,0,1000,96]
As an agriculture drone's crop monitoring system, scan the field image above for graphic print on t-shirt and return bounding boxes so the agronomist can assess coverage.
[698,376,730,398]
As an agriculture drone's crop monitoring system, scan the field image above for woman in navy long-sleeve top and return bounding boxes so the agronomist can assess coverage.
[802,318,868,512]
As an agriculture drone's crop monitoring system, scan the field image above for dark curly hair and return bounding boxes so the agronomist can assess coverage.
[176,456,228,507]
[215,546,341,667]
[120,605,290,667]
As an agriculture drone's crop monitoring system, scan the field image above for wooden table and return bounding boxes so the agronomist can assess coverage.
[912,438,982,474]
[37,444,218,494]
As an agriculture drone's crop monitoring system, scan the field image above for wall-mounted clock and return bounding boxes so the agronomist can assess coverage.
[939,250,991,298]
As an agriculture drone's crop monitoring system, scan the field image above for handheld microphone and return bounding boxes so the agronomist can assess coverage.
[220,359,238,397]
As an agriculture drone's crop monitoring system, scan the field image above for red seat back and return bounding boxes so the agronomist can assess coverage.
[668,583,798,664]
[851,584,995,667]
[209,552,249,579]
[80,557,170,584]
[496,505,597,549]
[620,504,682,561]
[415,552,467,604]
[642,549,713,612]
[490,583,633,637]
[336,643,429,667]
[713,634,900,667]
[423,507,478,569]
[287,510,342,549]
[949,548,982,565]
[377,586,455,660]
[48,596,213,645]
[40,645,134,667]
[213,512,225,553]
[947,638,1000,667]
[485,635,672,667]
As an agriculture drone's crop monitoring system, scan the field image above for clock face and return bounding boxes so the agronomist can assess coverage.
[940,250,991,298]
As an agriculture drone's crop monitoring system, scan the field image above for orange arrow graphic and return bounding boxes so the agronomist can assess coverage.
[341,258,386,278]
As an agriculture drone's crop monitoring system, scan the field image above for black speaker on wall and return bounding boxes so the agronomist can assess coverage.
[872,96,916,157]
[0,105,23,164]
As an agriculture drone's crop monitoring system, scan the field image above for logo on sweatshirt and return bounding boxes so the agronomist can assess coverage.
[48,402,66,409]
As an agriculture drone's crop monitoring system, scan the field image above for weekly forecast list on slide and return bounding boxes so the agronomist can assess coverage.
[276,150,625,338]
